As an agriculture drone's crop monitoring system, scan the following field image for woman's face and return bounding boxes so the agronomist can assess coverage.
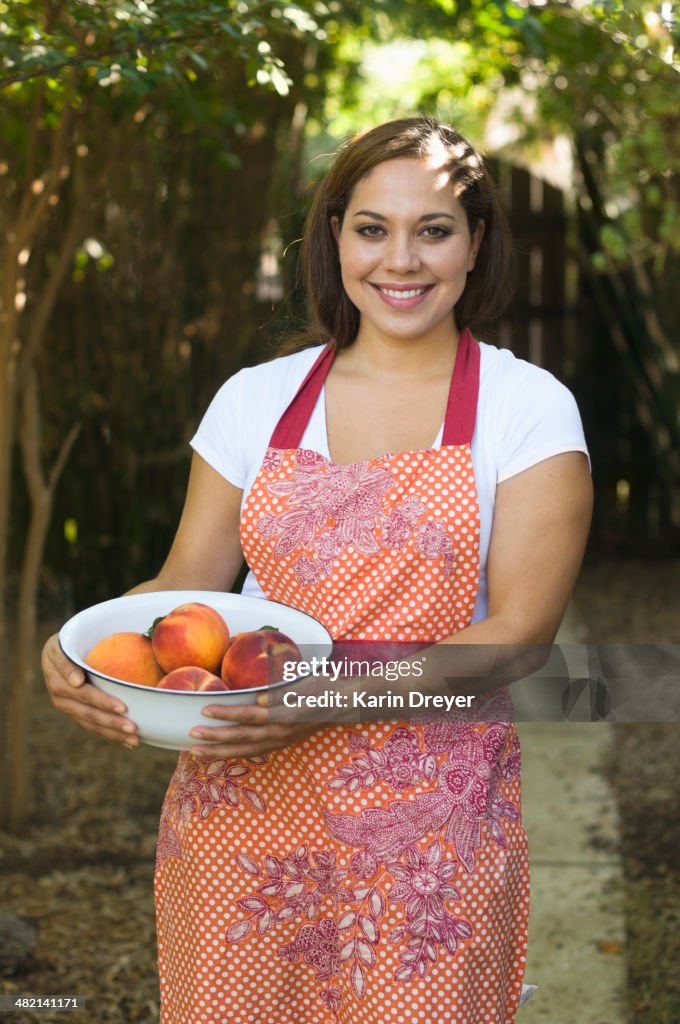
[331,156,484,346]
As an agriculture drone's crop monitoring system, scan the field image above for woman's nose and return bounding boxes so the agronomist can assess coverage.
[383,232,421,273]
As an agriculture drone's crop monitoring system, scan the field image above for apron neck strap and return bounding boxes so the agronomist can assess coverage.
[268,343,335,450]
[441,326,480,446]
[268,329,480,451]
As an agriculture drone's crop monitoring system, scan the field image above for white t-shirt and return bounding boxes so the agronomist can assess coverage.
[190,342,589,623]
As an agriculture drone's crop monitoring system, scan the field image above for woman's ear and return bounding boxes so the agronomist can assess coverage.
[468,220,485,271]
[330,215,342,245]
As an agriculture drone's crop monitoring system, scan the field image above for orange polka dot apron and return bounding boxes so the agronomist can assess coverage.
[155,329,530,1024]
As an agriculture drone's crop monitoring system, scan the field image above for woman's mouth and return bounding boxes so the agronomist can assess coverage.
[370,284,434,309]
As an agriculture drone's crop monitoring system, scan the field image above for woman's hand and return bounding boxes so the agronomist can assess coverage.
[41,453,248,752]
[187,701,322,759]
[188,669,366,758]
[41,633,141,749]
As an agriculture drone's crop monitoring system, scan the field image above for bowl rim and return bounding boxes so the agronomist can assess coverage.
[58,590,332,695]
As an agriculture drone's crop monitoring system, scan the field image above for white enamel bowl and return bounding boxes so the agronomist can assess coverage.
[58,591,333,751]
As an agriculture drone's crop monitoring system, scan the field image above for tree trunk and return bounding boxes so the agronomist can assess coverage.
[0,90,75,745]
[0,250,21,652]
[1,204,84,833]
[6,364,80,832]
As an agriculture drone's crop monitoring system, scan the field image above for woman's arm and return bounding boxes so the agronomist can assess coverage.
[402,449,593,693]
[445,449,593,646]
[129,452,247,594]
[42,453,246,746]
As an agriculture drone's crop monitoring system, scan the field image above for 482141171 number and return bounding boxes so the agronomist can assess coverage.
[0,996,85,1012]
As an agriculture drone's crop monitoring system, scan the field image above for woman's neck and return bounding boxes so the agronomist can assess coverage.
[338,322,460,382]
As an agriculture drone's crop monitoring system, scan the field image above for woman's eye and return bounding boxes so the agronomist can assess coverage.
[355,224,450,239]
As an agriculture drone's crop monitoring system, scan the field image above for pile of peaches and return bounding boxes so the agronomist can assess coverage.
[85,601,301,692]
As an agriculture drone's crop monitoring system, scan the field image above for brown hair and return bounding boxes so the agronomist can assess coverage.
[279,115,513,354]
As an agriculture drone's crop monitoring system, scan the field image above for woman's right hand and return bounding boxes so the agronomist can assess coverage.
[41,633,140,748]
[40,453,247,750]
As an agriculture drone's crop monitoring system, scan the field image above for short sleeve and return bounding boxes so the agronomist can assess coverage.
[494,364,589,484]
[190,369,247,488]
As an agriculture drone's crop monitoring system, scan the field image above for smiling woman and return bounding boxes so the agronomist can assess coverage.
[42,116,592,1024]
[290,118,513,359]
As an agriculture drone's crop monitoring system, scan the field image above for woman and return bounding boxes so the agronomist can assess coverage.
[43,116,592,1024]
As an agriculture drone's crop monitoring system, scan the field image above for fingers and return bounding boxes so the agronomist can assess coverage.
[41,633,87,690]
[200,702,269,726]
[188,704,267,748]
[188,718,317,759]
[204,698,322,729]
[41,632,140,748]
[256,686,355,727]
[51,690,140,748]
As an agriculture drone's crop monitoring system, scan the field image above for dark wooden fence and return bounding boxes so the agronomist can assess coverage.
[488,160,677,558]
[252,159,676,558]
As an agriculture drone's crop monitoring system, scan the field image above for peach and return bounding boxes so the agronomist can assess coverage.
[151,602,230,674]
[86,632,164,687]
[221,629,301,690]
[157,666,227,691]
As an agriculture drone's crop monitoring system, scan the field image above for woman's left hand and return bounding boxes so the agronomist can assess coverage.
[188,702,320,759]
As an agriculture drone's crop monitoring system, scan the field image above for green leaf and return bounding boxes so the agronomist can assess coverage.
[187,50,209,72]
[145,615,166,638]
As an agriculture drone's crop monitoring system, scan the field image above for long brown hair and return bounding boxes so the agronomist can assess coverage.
[279,115,513,354]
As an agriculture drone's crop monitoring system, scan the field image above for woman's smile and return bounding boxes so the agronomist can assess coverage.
[369,283,435,308]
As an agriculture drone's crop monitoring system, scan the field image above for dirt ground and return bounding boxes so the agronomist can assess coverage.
[573,560,680,1024]
[0,559,679,1024]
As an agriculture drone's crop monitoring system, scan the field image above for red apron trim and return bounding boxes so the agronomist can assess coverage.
[441,327,480,446]
[268,328,480,453]
[268,342,335,450]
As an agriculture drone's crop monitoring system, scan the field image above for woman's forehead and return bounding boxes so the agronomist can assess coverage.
[347,156,467,209]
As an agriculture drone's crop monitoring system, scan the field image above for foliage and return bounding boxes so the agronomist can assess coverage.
[1,0,679,836]
[310,1,679,268]
[1,0,679,606]
[0,0,348,608]
[0,0,336,96]
[302,0,680,511]
[0,0,356,832]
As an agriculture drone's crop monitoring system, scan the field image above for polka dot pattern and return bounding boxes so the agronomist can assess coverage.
[155,733,529,1024]
[241,445,480,643]
[154,443,530,1024]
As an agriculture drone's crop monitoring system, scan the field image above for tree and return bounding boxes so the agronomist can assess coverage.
[0,0,336,832]
[313,0,680,532]
[2,0,677,833]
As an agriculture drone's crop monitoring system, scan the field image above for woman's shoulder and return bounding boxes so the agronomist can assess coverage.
[474,338,587,479]
[476,338,580,415]
[208,344,324,414]
[478,339,568,391]
[239,344,325,389]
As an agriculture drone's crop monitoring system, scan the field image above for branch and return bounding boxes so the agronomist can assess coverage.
[16,128,120,392]
[18,364,45,505]
[24,82,46,192]
[45,0,69,31]
[15,39,81,232]
[0,27,231,90]
[631,262,680,372]
[48,419,82,492]
[15,98,75,253]
[19,362,82,505]
[17,204,84,389]
[139,440,195,467]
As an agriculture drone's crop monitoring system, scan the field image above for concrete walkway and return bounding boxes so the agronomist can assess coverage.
[516,608,627,1022]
